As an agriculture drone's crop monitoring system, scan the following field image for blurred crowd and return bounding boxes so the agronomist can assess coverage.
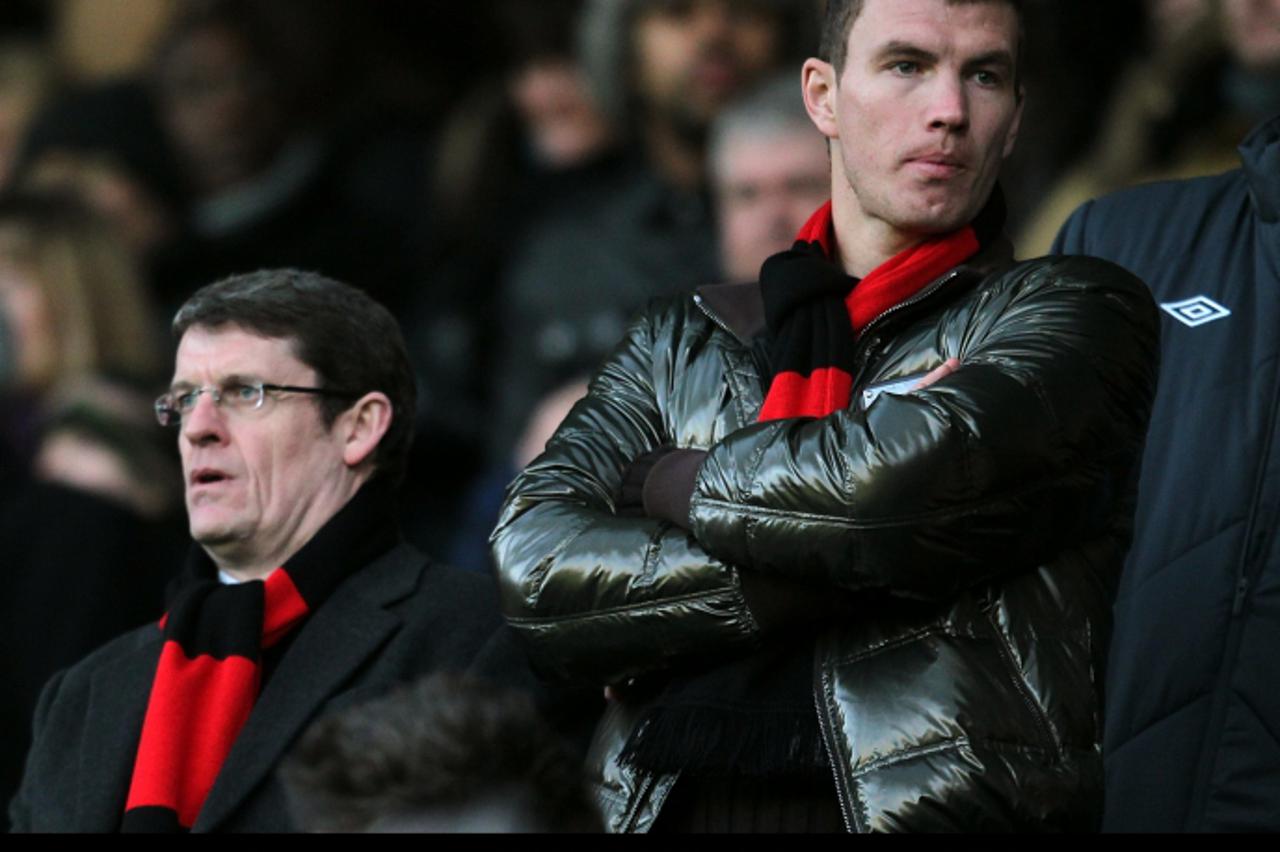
[1,0,1278,830]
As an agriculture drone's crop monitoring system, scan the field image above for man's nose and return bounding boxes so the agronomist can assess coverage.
[181,392,228,446]
[926,75,969,132]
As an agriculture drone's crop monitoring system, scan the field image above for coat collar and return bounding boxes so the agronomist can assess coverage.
[695,237,1015,347]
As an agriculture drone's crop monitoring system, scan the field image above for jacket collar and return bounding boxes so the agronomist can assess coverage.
[695,236,1015,347]
[1240,112,1280,224]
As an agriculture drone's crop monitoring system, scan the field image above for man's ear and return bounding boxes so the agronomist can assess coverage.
[802,58,839,140]
[339,392,393,469]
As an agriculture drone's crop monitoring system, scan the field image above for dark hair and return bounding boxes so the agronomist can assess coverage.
[819,0,1024,79]
[280,673,602,833]
[172,269,416,485]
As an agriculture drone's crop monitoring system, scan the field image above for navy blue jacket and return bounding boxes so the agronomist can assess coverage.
[1053,115,1280,832]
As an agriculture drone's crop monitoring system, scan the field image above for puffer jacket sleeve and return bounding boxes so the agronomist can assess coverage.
[688,256,1160,600]
[490,306,762,685]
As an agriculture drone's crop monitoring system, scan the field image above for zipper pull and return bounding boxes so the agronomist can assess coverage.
[1232,575,1249,616]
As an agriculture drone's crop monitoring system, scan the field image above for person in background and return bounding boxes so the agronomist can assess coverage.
[0,192,162,468]
[445,70,826,577]
[1053,108,1280,832]
[708,72,831,283]
[0,37,57,191]
[399,0,619,559]
[281,672,602,833]
[1019,0,1280,255]
[487,0,816,463]
[0,193,180,829]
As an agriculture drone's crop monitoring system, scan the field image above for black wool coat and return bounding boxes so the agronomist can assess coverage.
[9,542,531,833]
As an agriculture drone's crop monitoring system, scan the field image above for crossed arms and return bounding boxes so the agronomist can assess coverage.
[491,256,1159,684]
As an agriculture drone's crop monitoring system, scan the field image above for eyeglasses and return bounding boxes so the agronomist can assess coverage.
[154,381,359,427]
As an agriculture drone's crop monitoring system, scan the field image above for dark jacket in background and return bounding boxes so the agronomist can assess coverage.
[0,482,184,827]
[493,243,1159,831]
[1053,113,1280,832]
[488,162,720,461]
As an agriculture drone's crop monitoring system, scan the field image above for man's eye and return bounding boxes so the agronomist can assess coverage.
[227,383,259,403]
[973,70,1001,87]
[890,61,920,76]
[176,391,199,410]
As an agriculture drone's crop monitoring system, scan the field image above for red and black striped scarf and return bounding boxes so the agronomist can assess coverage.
[121,480,398,832]
[758,201,981,421]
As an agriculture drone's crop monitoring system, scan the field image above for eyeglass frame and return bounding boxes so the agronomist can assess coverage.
[154,380,361,427]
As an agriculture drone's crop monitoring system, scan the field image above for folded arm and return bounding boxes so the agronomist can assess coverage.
[490,308,762,685]
[689,257,1160,599]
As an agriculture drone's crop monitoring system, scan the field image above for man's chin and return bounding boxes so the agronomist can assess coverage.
[897,200,982,237]
[189,515,249,549]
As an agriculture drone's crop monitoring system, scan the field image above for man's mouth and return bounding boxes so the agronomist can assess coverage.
[906,156,966,179]
[190,468,232,487]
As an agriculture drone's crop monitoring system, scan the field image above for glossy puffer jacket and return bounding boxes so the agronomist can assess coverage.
[492,243,1160,832]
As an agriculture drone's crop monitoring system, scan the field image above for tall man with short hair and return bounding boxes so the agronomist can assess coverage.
[11,270,527,833]
[493,0,1159,832]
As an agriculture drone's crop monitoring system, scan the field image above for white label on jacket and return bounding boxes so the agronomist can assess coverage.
[861,373,929,409]
[1161,296,1231,327]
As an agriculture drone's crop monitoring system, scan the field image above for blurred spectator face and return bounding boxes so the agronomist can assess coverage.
[0,259,57,391]
[0,197,161,396]
[632,0,782,133]
[511,59,615,169]
[714,125,829,280]
[1224,0,1280,72]
[24,151,172,256]
[155,23,285,194]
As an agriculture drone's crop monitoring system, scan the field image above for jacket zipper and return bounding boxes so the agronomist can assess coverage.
[1231,369,1280,616]
[813,640,858,832]
[849,270,966,391]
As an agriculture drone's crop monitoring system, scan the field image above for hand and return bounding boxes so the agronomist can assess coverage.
[912,358,961,390]
[615,446,677,517]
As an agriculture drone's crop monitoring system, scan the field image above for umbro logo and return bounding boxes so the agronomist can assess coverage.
[1161,296,1232,328]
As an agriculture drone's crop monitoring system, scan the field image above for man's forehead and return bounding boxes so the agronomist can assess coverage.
[847,0,1018,59]
[172,324,308,382]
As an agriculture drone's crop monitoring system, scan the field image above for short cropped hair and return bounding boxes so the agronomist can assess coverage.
[172,269,416,485]
[280,673,602,833]
[708,72,819,186]
[819,0,1024,78]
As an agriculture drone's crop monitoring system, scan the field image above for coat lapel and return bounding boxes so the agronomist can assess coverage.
[192,546,422,832]
[78,631,163,830]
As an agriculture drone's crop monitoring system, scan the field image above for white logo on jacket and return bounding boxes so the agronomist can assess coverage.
[1161,297,1232,328]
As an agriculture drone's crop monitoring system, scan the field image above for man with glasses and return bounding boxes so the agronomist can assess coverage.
[10,270,531,833]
